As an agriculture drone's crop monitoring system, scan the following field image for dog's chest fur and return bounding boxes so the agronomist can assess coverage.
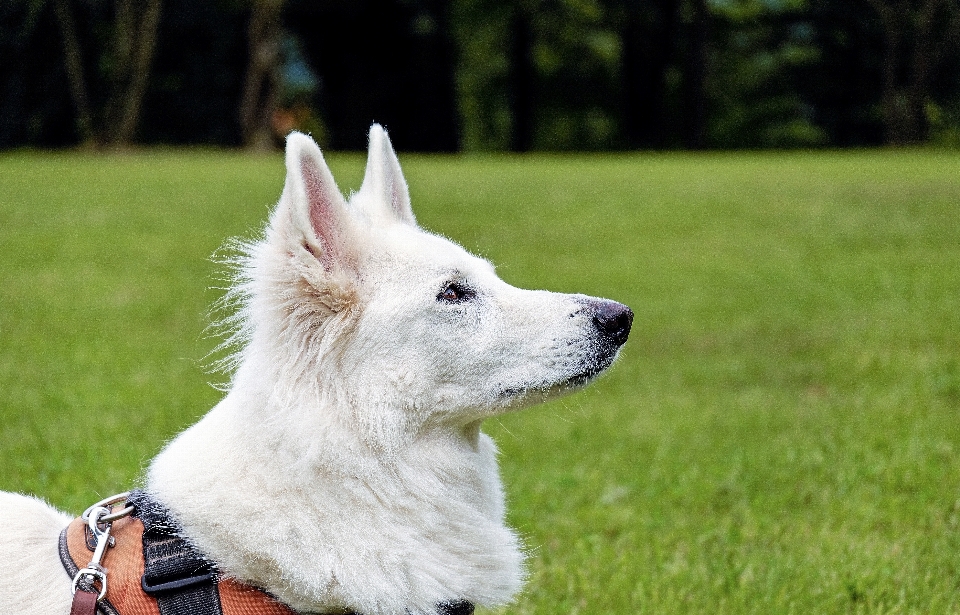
[148,387,523,615]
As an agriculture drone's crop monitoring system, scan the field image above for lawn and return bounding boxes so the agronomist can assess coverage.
[1,148,959,614]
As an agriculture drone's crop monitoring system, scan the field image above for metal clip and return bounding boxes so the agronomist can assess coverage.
[71,505,113,600]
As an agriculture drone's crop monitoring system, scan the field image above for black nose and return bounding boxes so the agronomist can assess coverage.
[590,300,633,347]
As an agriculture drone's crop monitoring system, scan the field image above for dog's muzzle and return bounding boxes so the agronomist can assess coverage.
[584,298,633,348]
[559,298,633,387]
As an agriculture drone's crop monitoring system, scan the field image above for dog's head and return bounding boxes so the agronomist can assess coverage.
[232,126,631,443]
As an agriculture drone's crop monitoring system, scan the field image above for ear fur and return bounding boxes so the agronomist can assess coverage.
[278,132,355,272]
[356,124,416,226]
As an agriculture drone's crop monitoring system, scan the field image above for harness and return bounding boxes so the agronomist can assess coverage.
[61,491,474,615]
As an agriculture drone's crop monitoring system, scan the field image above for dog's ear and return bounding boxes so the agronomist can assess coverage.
[356,123,416,226]
[277,132,356,273]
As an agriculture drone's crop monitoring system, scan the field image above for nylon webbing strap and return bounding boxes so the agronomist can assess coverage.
[128,490,223,615]
[437,600,475,615]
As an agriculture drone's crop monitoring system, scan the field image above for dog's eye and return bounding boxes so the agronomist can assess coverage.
[438,282,473,304]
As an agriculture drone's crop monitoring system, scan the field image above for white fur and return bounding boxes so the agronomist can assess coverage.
[0,126,630,615]
[0,493,73,614]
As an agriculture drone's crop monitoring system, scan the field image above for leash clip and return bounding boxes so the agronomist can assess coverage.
[71,493,134,601]
[72,506,112,599]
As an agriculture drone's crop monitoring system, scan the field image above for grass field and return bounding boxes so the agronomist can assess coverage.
[1,148,959,614]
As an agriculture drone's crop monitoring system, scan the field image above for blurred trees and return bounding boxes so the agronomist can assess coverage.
[2,0,960,150]
[238,0,284,151]
[866,0,960,144]
[52,0,162,146]
[285,0,459,151]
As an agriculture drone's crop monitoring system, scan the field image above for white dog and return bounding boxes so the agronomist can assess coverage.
[0,126,631,615]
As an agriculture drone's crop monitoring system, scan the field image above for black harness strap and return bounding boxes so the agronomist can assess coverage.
[128,490,223,615]
[437,600,475,615]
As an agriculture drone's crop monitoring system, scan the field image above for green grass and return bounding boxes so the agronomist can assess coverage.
[2,148,960,614]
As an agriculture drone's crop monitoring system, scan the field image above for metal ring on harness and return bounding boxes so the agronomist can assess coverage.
[81,491,134,524]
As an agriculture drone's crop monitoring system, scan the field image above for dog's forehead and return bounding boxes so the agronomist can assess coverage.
[374,224,494,272]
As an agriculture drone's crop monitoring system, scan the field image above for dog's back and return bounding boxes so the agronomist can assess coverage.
[0,493,73,614]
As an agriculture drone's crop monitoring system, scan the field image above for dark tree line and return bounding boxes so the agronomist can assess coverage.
[1,0,960,151]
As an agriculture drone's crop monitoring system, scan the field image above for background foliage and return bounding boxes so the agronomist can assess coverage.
[2,0,960,151]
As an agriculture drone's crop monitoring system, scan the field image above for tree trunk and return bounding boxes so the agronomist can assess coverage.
[239,0,285,151]
[409,0,460,152]
[97,0,163,146]
[872,0,909,144]
[868,0,960,145]
[104,0,134,133]
[508,7,535,152]
[52,0,95,146]
[114,0,162,144]
[509,5,536,152]
[905,0,949,144]
[683,0,708,149]
[620,0,678,148]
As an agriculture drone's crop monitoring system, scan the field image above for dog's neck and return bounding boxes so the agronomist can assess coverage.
[146,373,524,615]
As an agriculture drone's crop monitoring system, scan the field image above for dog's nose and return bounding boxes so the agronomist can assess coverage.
[589,299,633,347]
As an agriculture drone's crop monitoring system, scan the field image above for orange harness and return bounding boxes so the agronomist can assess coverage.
[60,515,296,615]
